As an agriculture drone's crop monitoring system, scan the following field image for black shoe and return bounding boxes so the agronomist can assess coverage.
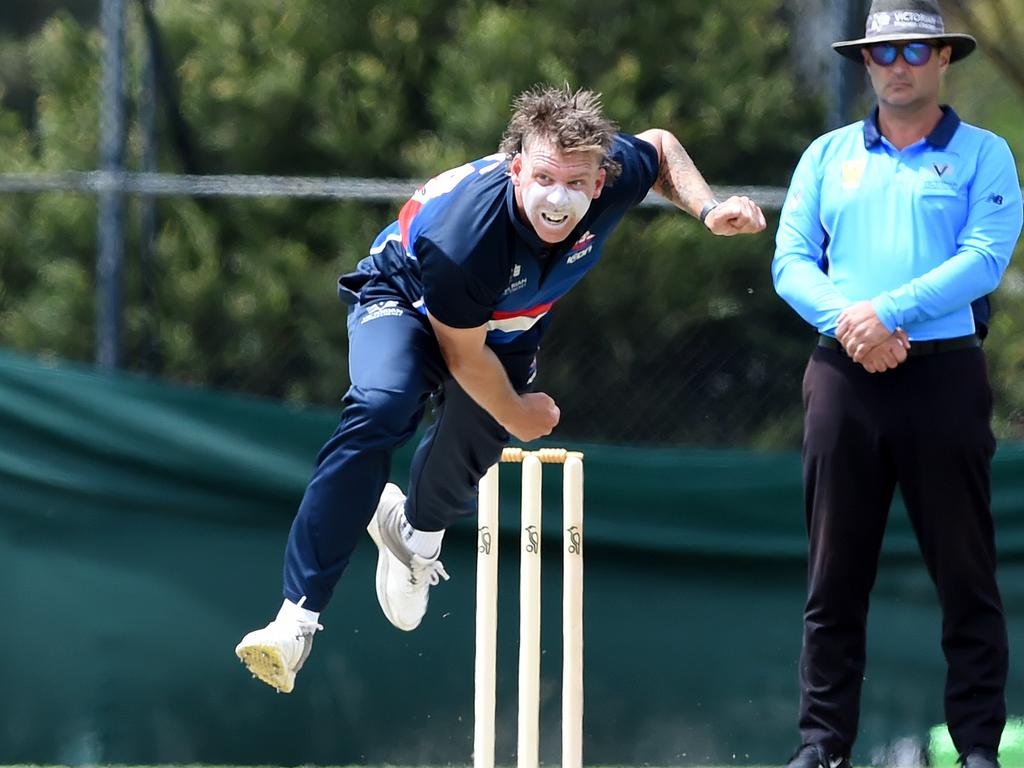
[786,743,852,768]
[960,747,1000,768]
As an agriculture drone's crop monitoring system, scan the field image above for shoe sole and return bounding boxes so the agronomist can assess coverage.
[367,510,420,632]
[235,642,295,693]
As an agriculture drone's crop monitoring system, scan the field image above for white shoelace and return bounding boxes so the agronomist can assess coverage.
[290,596,324,636]
[408,556,450,587]
[295,619,324,637]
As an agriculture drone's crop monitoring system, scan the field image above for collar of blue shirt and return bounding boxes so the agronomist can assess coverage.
[862,104,961,149]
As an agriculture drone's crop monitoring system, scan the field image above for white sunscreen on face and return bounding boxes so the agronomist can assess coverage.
[523,182,591,233]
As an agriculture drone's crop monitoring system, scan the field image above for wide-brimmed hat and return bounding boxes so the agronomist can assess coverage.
[832,0,976,63]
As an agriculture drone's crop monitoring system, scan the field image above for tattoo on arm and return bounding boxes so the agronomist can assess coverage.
[654,139,714,218]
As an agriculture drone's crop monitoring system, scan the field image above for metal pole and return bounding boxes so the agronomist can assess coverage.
[827,0,844,129]
[835,0,868,126]
[96,0,126,369]
[139,0,160,369]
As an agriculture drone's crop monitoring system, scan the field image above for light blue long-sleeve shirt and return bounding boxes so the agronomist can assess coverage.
[773,107,1023,339]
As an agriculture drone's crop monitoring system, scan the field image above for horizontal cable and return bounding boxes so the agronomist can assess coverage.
[0,171,789,209]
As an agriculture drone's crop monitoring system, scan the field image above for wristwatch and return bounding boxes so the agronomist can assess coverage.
[699,198,721,225]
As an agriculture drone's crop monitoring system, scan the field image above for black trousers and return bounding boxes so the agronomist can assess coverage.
[798,344,1008,757]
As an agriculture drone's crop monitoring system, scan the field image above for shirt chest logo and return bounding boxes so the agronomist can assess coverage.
[841,159,866,190]
[920,159,960,195]
[503,263,528,296]
[567,230,596,264]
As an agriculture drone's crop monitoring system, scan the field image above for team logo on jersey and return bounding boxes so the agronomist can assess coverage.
[567,230,595,264]
[921,159,959,195]
[841,159,866,190]
[572,230,595,248]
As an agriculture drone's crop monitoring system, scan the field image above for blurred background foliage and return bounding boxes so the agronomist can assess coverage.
[0,0,1021,446]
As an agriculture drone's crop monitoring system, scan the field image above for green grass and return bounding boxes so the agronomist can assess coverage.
[929,717,1024,766]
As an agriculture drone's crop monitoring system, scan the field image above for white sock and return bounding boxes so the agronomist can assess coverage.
[277,597,320,625]
[399,514,444,559]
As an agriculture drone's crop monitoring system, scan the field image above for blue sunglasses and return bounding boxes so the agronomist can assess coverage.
[868,42,936,67]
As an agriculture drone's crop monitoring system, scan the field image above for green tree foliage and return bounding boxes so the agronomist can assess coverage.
[944,0,1024,94]
[0,13,98,362]
[9,1,1018,444]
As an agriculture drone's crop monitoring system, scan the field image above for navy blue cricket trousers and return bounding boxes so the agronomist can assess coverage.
[282,285,535,612]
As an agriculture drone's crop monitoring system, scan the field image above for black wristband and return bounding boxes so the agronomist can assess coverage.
[699,198,721,225]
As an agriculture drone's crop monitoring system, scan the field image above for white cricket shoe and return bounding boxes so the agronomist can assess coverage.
[366,483,449,631]
[234,614,322,693]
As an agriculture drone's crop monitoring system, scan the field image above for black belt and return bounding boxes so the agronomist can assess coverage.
[817,333,981,356]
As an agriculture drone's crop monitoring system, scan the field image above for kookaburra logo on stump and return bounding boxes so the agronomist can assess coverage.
[525,525,539,553]
[567,525,582,554]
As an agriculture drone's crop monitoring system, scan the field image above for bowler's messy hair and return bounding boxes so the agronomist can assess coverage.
[500,84,622,184]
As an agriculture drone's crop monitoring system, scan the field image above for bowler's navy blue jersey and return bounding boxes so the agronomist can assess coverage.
[358,133,659,350]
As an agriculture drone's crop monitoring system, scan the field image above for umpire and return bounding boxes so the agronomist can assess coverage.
[772,1,1023,767]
